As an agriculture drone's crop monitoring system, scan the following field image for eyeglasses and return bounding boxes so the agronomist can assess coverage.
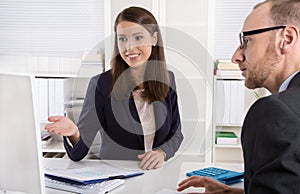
[239,26,286,49]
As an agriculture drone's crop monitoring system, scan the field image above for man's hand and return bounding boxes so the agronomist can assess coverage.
[137,149,166,170]
[177,176,243,194]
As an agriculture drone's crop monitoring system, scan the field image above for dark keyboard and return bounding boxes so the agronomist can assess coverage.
[186,167,244,185]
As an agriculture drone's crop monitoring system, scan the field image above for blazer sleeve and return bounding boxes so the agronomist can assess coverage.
[158,72,184,160]
[242,95,300,193]
[64,75,102,161]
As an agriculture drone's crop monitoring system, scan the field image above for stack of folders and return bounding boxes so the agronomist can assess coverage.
[45,162,144,193]
[214,59,243,78]
[45,163,144,185]
[216,131,238,145]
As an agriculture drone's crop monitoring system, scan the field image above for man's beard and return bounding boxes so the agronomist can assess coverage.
[245,39,280,89]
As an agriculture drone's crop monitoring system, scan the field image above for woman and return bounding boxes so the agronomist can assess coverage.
[46,6,183,170]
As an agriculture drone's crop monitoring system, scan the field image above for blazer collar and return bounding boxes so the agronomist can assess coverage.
[287,71,300,89]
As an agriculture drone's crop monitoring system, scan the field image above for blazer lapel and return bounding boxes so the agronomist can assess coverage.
[152,101,168,147]
[110,96,144,148]
[128,97,144,148]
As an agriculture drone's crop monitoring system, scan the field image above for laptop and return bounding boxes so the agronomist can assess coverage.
[0,73,45,194]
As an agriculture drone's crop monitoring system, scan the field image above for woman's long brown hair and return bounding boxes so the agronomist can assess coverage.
[110,6,169,103]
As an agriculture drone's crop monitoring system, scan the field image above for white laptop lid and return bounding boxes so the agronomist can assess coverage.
[0,74,45,194]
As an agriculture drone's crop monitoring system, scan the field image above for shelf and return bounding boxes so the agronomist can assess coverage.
[43,152,66,158]
[64,99,84,107]
[214,144,242,149]
[42,139,65,153]
[213,146,244,163]
[215,124,242,127]
[34,74,77,78]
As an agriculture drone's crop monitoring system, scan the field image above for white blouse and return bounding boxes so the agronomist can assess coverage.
[132,89,156,152]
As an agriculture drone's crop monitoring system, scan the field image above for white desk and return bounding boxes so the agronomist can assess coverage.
[44,156,244,194]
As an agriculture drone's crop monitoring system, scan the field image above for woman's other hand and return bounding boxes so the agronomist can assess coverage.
[137,149,166,170]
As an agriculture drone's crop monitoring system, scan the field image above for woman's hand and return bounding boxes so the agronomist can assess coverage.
[137,149,166,170]
[45,116,80,145]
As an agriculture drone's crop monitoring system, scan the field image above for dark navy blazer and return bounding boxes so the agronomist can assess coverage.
[242,72,300,193]
[64,70,183,161]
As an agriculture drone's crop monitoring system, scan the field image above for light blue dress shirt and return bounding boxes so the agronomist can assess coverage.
[279,70,300,92]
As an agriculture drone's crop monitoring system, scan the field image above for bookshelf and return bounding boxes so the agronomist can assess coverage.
[212,75,270,163]
[212,75,245,163]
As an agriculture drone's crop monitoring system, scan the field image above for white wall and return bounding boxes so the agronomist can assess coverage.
[1,0,264,163]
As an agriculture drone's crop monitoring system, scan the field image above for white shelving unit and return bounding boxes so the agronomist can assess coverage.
[42,138,65,153]
[34,75,68,158]
[213,126,243,163]
[212,76,245,163]
[212,75,270,163]
[34,66,103,158]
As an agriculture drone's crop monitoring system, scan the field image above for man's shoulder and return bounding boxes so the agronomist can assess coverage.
[277,86,300,116]
[247,87,300,118]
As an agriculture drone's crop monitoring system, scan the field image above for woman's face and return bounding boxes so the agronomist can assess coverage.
[116,21,157,68]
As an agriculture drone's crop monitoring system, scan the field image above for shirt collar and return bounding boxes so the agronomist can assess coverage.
[279,70,300,92]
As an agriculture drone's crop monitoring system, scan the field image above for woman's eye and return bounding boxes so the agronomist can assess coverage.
[135,35,143,41]
[118,37,127,42]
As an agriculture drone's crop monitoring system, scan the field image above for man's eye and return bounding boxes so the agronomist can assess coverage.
[243,38,249,46]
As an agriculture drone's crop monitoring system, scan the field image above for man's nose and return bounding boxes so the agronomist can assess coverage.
[231,47,245,64]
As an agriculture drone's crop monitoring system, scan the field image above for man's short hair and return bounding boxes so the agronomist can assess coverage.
[255,0,300,27]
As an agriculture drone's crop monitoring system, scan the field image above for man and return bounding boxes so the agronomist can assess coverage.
[177,0,300,193]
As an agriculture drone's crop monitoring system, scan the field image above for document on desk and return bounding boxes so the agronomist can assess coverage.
[45,163,144,185]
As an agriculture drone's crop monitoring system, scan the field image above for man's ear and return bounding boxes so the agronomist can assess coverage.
[280,25,299,54]
[280,39,285,49]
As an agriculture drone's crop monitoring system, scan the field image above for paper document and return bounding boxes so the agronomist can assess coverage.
[45,163,144,184]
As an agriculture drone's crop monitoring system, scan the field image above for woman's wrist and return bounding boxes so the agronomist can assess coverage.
[68,127,80,145]
[156,148,167,160]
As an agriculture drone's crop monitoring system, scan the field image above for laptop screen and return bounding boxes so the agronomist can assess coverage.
[0,74,45,194]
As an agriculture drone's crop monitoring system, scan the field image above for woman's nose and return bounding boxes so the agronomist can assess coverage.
[125,39,136,51]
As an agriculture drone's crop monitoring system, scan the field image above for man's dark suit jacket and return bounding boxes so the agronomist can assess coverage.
[64,70,183,161]
[242,72,300,193]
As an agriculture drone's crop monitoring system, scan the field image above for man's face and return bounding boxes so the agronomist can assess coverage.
[231,3,281,90]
